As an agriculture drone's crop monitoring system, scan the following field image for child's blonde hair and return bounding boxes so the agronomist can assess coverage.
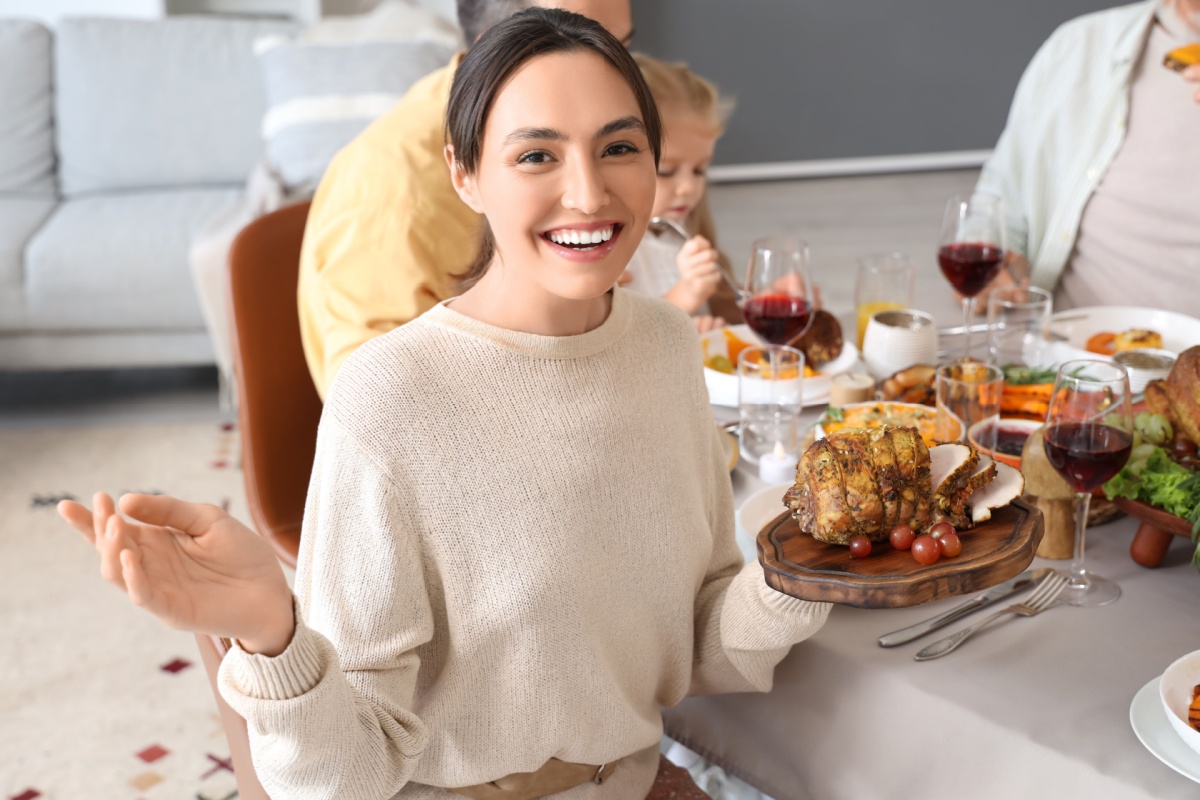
[633,54,741,321]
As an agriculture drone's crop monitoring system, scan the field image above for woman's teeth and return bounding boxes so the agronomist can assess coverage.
[546,226,614,248]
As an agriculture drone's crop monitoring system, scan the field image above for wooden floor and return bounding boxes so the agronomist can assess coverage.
[0,168,982,425]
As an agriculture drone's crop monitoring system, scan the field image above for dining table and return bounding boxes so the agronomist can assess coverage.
[672,400,1200,800]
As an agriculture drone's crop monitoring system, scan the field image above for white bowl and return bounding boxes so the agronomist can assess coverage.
[1047,306,1200,363]
[1159,649,1200,758]
[1113,348,1176,395]
[701,323,860,408]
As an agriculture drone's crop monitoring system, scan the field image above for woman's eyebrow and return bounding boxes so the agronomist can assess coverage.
[502,117,645,147]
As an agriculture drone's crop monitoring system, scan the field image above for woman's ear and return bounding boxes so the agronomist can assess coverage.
[445,145,484,214]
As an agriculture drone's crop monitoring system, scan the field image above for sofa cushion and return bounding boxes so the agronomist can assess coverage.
[0,21,55,196]
[24,189,242,331]
[257,36,452,193]
[55,17,298,197]
[0,197,57,331]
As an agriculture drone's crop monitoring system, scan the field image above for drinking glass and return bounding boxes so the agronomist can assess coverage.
[1043,360,1133,607]
[987,285,1053,368]
[935,362,1004,453]
[738,345,805,477]
[855,253,915,349]
[938,193,1007,359]
[743,236,814,346]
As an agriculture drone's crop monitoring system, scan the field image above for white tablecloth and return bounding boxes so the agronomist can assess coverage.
[672,405,1200,800]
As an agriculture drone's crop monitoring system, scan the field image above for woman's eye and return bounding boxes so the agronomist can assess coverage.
[604,142,640,157]
[516,150,553,165]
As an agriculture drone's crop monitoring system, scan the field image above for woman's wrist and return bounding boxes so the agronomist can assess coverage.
[236,592,297,657]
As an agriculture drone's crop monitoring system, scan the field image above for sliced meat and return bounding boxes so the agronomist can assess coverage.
[968,461,1025,524]
[890,426,933,531]
[930,443,980,529]
[794,438,859,544]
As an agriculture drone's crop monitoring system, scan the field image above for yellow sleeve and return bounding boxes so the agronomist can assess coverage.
[297,60,479,400]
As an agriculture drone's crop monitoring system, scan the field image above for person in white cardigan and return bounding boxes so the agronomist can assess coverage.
[58,10,830,800]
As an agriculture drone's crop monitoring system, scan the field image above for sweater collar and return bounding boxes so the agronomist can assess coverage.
[424,288,632,359]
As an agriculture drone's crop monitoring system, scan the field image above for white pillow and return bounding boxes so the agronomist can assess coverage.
[255,6,456,193]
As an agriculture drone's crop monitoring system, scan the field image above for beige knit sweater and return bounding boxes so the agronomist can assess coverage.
[219,289,830,799]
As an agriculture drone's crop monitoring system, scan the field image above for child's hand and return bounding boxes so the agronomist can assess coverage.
[59,492,295,656]
[665,235,723,314]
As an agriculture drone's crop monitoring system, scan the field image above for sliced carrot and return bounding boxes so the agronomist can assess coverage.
[1086,331,1116,356]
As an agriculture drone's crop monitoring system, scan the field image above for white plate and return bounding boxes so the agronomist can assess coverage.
[734,482,792,565]
[1130,677,1200,784]
[1048,306,1200,363]
[702,323,860,408]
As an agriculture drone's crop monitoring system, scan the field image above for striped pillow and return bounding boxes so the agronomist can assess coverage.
[256,36,453,193]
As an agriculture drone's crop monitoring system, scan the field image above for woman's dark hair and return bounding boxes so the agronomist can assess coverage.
[445,7,663,289]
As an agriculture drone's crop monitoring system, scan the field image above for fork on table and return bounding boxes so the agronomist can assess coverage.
[914,571,1069,661]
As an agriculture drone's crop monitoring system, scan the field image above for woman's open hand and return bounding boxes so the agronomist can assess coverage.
[59,493,295,656]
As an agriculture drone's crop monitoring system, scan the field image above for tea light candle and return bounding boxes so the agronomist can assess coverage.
[759,440,798,484]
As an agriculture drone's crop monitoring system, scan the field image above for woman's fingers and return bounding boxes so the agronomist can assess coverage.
[119,493,225,538]
[92,492,116,549]
[120,548,164,617]
[58,500,97,543]
[98,515,128,590]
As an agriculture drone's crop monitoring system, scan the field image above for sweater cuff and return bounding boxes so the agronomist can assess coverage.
[728,563,832,647]
[221,601,328,702]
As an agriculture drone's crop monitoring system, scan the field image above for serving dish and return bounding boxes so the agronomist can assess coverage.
[702,323,860,408]
[1131,678,1200,784]
[967,417,1042,470]
[755,498,1043,608]
[1160,650,1200,759]
[817,400,953,449]
[1046,307,1200,363]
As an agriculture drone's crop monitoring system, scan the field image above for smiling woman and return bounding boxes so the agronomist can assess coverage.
[56,9,829,800]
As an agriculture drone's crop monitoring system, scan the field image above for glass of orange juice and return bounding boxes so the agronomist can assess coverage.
[855,253,915,349]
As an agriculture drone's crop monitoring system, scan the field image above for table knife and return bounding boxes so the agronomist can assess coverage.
[876,568,1051,647]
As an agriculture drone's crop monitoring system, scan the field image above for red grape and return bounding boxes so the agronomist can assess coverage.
[929,521,956,540]
[936,531,962,558]
[889,524,915,551]
[911,535,940,565]
[849,535,872,558]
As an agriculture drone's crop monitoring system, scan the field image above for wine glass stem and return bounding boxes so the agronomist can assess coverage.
[961,297,972,359]
[1070,491,1093,588]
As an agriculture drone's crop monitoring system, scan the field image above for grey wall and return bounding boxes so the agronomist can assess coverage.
[631,0,1123,166]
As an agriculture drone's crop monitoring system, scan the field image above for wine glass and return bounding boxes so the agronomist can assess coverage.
[938,193,1006,359]
[743,235,814,346]
[1042,359,1133,607]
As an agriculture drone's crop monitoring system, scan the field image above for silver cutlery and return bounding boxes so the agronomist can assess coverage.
[914,571,1069,661]
[877,568,1051,647]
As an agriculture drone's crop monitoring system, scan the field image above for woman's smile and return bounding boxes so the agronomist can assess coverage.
[541,221,625,261]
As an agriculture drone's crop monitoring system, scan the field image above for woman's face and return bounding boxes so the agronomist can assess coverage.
[652,113,717,223]
[453,50,655,302]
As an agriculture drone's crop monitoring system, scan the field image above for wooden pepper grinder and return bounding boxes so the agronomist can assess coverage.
[1021,427,1076,559]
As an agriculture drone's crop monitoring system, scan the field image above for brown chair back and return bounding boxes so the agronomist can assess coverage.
[227,200,320,567]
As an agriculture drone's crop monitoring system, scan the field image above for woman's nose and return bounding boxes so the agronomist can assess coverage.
[561,159,609,214]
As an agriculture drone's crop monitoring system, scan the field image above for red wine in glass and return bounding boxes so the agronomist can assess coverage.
[1043,422,1133,493]
[937,242,1005,298]
[743,294,812,345]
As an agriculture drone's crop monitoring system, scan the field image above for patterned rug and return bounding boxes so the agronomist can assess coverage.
[0,419,248,800]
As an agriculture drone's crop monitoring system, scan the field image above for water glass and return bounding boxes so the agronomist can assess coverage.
[738,345,805,469]
[936,362,1004,452]
[855,253,915,349]
[987,285,1052,368]
[861,309,938,380]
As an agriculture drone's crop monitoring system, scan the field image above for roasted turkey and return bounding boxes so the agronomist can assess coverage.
[784,425,933,544]
[783,425,1024,545]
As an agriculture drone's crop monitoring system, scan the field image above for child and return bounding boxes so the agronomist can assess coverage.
[58,10,827,799]
[623,54,742,332]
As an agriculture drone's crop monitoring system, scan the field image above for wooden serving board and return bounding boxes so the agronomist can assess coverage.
[756,498,1044,608]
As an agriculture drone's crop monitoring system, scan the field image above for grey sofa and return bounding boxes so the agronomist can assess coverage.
[0,15,297,371]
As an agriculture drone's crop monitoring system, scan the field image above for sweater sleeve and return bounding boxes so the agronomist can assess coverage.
[689,424,831,696]
[218,412,433,799]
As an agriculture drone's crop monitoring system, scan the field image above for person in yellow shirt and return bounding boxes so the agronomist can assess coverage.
[298,0,635,398]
